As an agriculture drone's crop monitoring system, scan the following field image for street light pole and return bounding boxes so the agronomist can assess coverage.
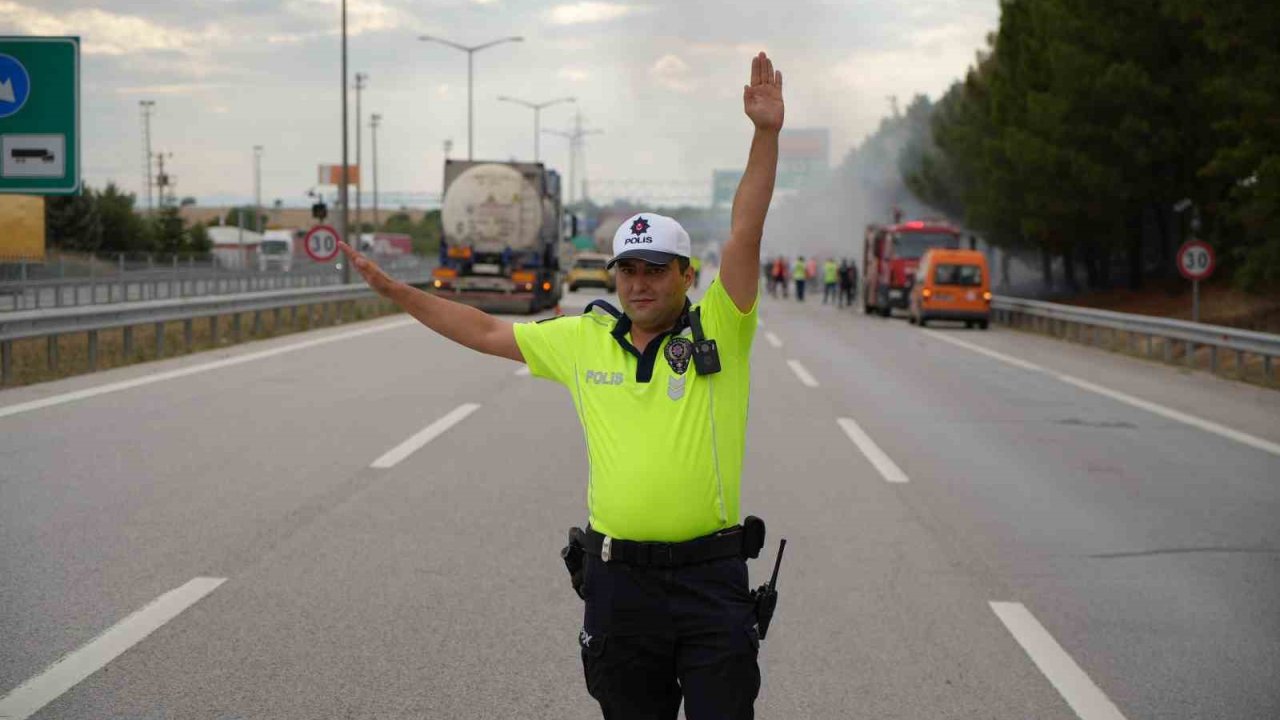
[497,95,575,163]
[418,34,523,160]
[339,0,351,283]
[370,113,381,231]
[354,72,367,244]
[253,145,263,232]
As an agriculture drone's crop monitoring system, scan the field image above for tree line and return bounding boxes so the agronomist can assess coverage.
[45,183,212,256]
[902,0,1279,292]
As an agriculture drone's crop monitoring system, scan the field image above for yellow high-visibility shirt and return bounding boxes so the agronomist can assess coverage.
[513,278,758,542]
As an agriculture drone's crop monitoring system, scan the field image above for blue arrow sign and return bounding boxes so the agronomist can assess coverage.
[0,53,32,119]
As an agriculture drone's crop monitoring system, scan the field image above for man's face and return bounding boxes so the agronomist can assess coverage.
[615,258,693,330]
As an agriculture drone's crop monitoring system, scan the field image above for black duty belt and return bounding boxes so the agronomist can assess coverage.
[579,526,745,567]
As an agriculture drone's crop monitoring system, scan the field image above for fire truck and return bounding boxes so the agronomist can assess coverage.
[862,220,962,316]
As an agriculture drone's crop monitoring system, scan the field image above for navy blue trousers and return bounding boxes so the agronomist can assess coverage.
[578,554,761,720]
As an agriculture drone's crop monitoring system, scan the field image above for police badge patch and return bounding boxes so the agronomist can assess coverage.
[665,337,693,375]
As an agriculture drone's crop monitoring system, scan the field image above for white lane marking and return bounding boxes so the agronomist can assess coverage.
[923,329,1043,371]
[764,332,783,348]
[370,403,481,469]
[923,329,1280,458]
[0,577,226,720]
[786,359,819,388]
[836,417,909,484]
[0,317,417,421]
[990,602,1128,720]
[514,366,531,377]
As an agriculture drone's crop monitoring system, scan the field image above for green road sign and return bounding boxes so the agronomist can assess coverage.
[0,36,80,195]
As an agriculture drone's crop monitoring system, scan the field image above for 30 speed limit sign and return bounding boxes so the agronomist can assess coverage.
[303,225,341,262]
[1176,240,1214,281]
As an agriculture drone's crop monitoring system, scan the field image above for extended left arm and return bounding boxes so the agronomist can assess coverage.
[720,52,784,312]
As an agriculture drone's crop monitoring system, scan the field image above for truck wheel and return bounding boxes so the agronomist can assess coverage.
[568,284,577,292]
[878,305,891,318]
[978,320,990,330]
[908,315,917,325]
[918,316,928,327]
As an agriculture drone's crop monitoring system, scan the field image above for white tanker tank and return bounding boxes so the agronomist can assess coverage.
[441,163,545,254]
[430,160,565,313]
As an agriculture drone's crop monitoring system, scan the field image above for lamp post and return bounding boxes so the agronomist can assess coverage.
[370,113,381,231]
[354,72,367,244]
[339,0,351,283]
[497,95,575,163]
[417,34,523,160]
[253,145,263,232]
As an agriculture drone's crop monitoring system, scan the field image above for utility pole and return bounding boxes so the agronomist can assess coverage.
[354,72,367,245]
[155,152,174,207]
[253,145,264,232]
[544,110,602,206]
[139,100,156,214]
[370,113,381,231]
[339,0,351,283]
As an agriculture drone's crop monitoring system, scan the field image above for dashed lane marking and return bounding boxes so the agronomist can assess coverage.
[765,332,783,348]
[989,602,1129,720]
[370,403,481,469]
[786,359,819,387]
[836,417,909,484]
[0,577,227,720]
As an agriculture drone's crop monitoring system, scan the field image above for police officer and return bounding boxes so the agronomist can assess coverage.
[340,50,784,720]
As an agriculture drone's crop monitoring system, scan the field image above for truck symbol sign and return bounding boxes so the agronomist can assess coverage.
[11,147,55,164]
[1,134,66,179]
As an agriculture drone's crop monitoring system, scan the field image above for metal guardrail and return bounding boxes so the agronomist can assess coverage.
[0,282,412,385]
[992,295,1280,382]
[0,255,430,312]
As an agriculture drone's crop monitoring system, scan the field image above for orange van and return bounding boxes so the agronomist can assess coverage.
[908,248,991,328]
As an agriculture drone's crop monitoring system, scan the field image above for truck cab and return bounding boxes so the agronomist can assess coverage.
[862,220,961,317]
[258,230,295,272]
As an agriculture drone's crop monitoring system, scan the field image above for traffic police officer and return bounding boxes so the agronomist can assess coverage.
[341,51,784,720]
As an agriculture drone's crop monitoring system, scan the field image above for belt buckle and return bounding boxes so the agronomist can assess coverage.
[654,544,674,566]
[601,536,612,563]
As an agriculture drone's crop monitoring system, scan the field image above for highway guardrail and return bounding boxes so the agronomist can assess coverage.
[992,295,1279,383]
[0,283,398,385]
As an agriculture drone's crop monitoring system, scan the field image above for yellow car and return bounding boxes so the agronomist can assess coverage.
[567,252,615,292]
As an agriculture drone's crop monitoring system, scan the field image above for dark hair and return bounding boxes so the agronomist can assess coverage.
[677,257,691,272]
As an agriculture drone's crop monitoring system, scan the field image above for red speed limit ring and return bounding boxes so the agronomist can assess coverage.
[303,225,341,262]
[1177,240,1215,281]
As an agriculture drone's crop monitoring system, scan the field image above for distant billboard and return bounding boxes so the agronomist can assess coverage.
[712,169,744,207]
[777,128,829,190]
[317,164,359,186]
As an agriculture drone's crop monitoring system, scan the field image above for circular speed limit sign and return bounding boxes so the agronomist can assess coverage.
[1176,240,1214,281]
[303,225,341,262]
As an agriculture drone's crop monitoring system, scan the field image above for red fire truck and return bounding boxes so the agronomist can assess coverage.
[862,220,962,316]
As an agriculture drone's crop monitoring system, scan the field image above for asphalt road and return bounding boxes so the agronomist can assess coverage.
[2,278,1277,719]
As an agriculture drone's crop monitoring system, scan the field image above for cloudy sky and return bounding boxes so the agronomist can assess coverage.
[4,0,998,208]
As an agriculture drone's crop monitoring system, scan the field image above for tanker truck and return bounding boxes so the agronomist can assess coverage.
[428,160,565,313]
